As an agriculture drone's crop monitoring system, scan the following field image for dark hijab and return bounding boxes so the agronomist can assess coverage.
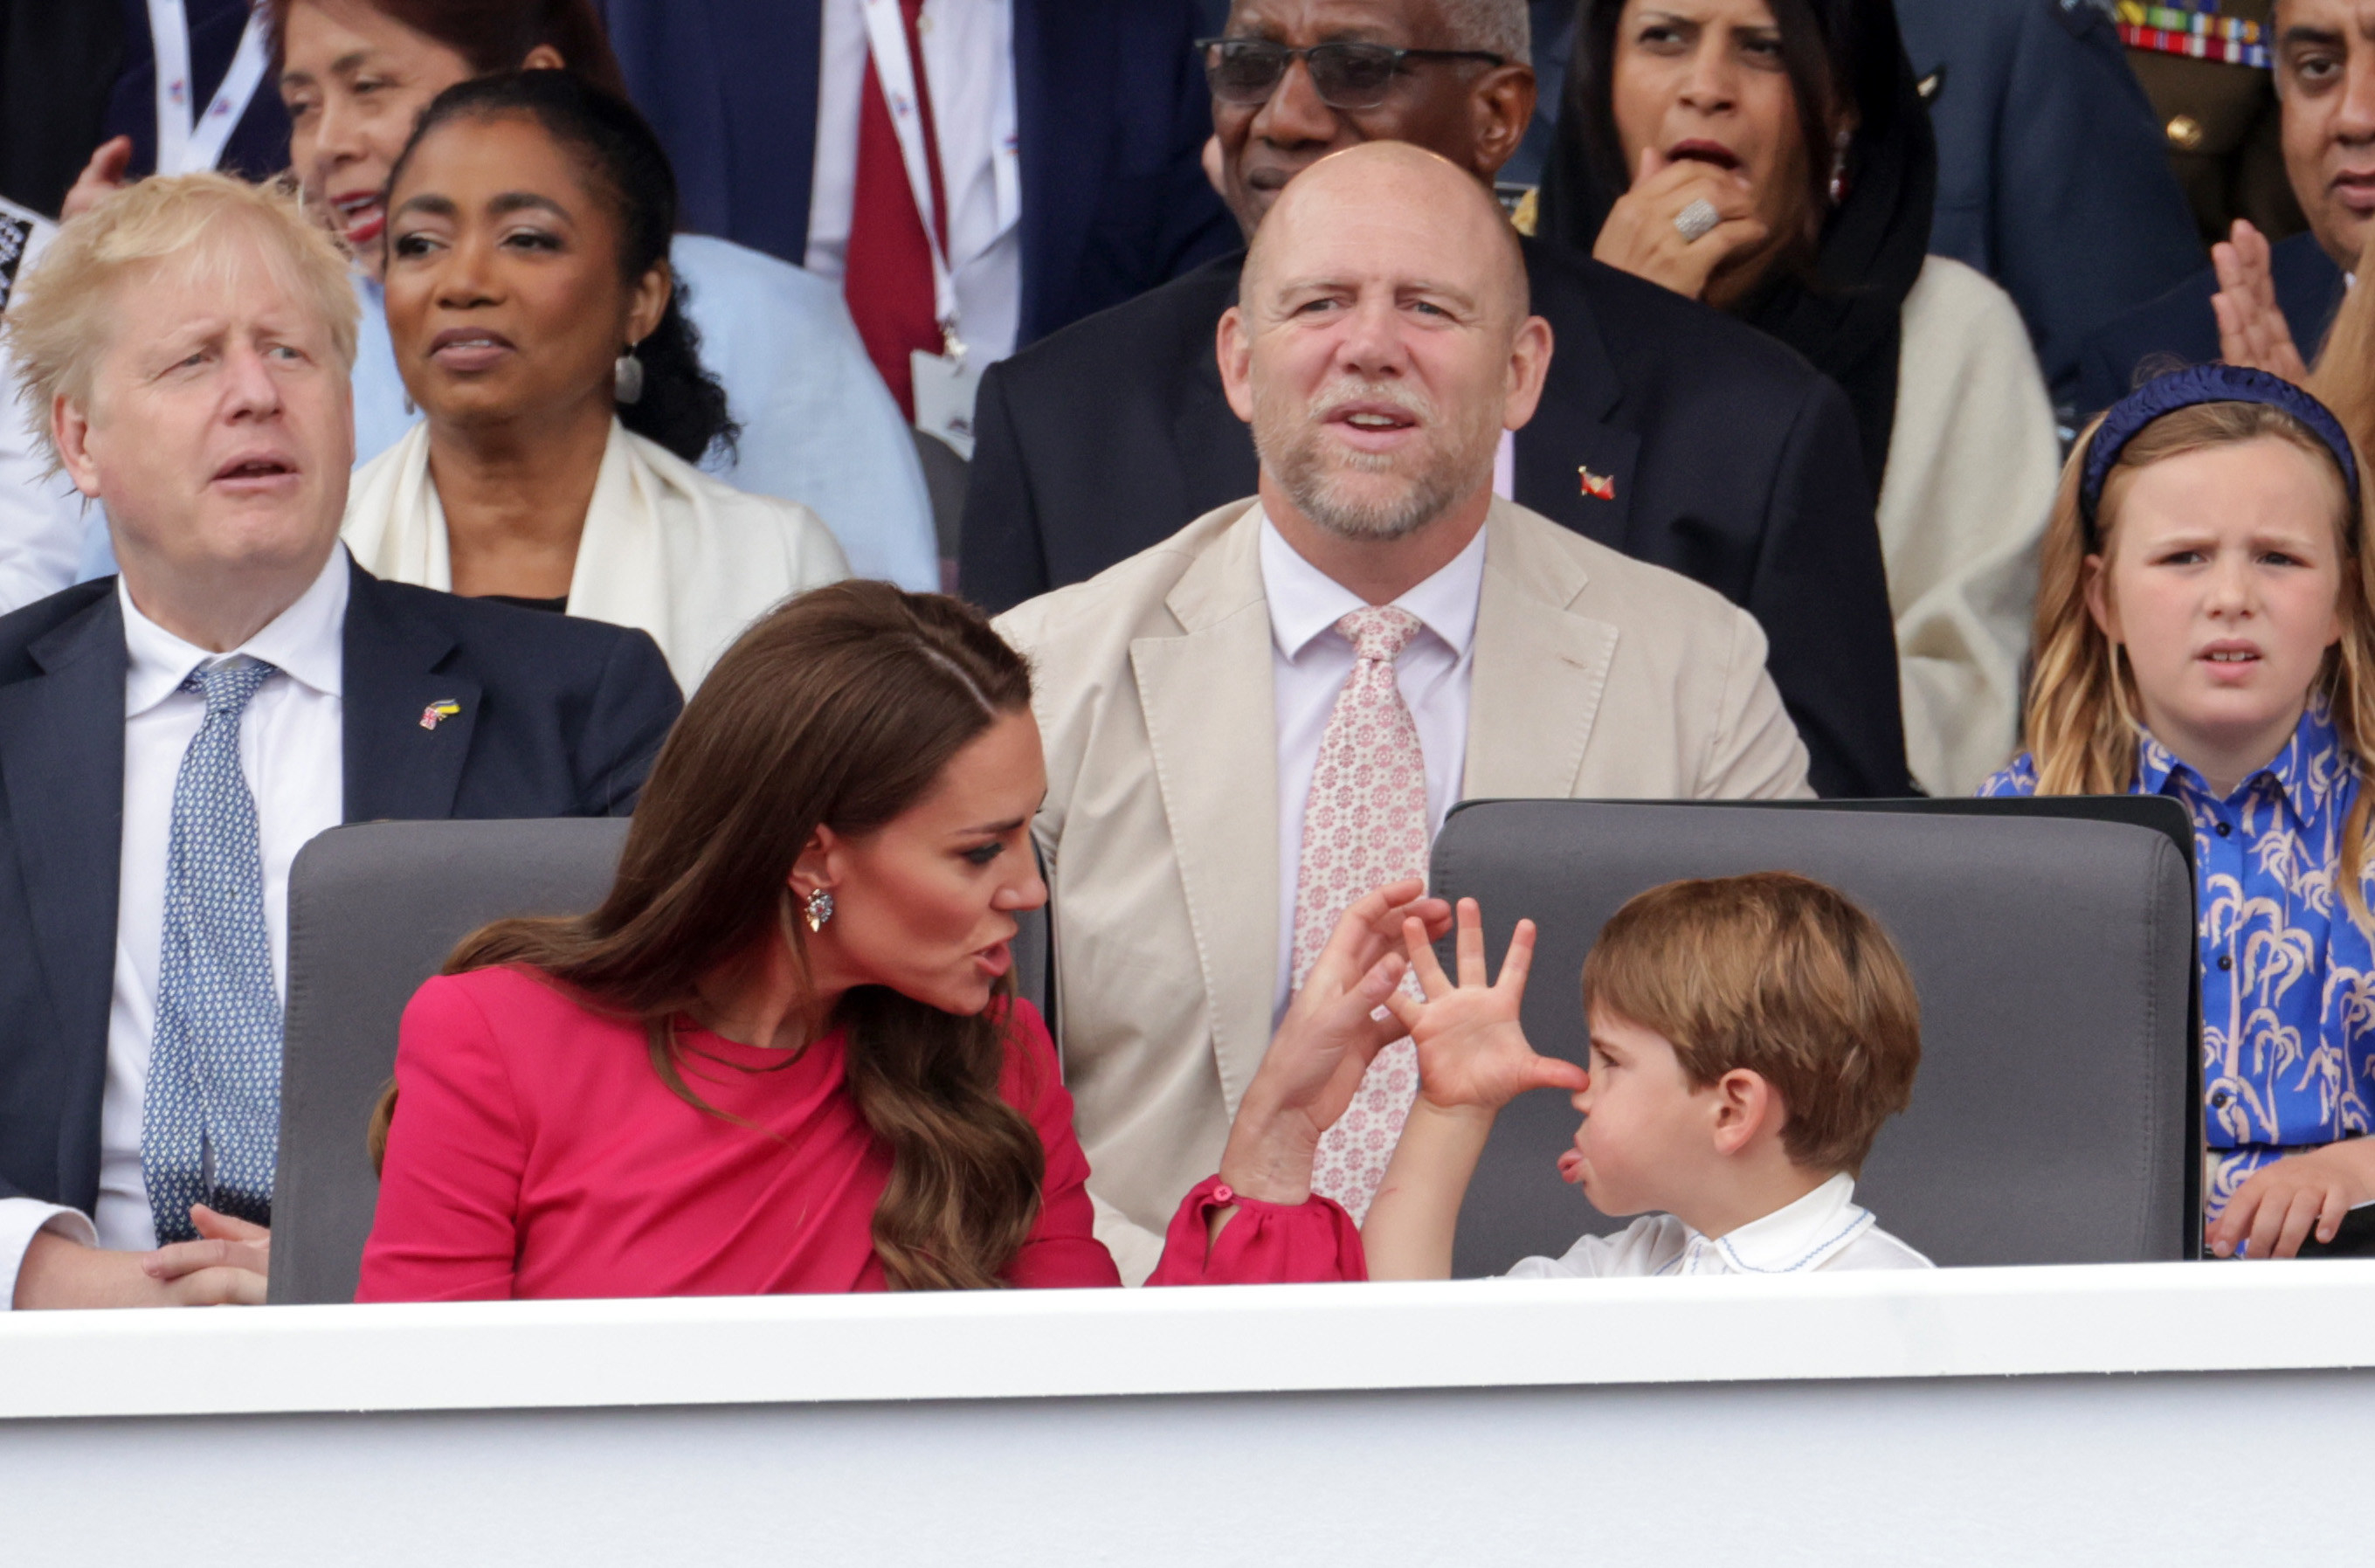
[1537,0,1935,499]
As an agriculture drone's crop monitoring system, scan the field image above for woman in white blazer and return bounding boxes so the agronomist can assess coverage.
[339,71,846,693]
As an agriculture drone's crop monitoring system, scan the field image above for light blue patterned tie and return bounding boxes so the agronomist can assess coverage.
[142,658,282,1244]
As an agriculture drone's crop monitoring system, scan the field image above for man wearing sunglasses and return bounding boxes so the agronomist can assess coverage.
[959,0,1910,802]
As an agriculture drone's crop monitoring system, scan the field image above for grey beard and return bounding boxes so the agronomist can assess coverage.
[1252,383,1495,542]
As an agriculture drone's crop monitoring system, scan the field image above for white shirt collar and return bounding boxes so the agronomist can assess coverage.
[1258,508,1488,664]
[1693,1171,1875,1274]
[119,547,350,718]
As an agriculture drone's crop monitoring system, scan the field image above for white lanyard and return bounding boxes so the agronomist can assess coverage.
[859,0,965,356]
[148,0,272,176]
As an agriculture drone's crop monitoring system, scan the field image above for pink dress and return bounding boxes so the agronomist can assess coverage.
[358,966,1363,1300]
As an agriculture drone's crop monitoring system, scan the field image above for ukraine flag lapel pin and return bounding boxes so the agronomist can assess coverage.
[419,698,462,731]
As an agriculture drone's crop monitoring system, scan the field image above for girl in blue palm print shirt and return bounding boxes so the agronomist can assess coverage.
[1981,366,2375,1259]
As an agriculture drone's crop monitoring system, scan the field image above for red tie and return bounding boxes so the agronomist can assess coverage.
[845,0,949,421]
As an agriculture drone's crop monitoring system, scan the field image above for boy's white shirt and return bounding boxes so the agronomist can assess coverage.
[1504,1171,1932,1278]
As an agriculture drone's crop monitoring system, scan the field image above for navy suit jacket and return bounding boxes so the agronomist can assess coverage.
[1895,0,2204,405]
[100,0,291,186]
[0,557,681,1215]
[599,0,1235,348]
[2075,232,2347,416]
[958,240,1913,799]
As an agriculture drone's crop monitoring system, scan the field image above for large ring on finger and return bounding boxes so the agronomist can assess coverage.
[1674,197,1721,244]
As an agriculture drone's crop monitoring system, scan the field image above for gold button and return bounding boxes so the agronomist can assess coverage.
[2166,114,2206,151]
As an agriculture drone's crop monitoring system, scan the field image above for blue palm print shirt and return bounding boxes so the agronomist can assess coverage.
[1980,701,2375,1216]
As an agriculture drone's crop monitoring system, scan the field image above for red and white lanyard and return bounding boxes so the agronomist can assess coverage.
[148,0,272,176]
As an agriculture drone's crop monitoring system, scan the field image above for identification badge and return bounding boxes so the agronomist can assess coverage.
[911,349,984,461]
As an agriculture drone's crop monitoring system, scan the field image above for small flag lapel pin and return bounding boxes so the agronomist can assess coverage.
[419,699,462,730]
[1579,467,1616,501]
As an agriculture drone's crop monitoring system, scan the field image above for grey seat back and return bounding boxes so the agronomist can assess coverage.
[271,817,1055,1304]
[270,819,632,1304]
[1429,800,2197,1274]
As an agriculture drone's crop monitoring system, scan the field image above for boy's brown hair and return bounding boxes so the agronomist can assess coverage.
[1580,872,1921,1175]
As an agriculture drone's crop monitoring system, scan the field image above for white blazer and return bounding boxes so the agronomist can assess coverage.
[997,496,1812,1281]
[342,420,850,693]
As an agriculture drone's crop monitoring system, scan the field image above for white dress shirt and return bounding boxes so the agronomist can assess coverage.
[1502,1172,1933,1277]
[805,0,1024,367]
[1262,516,1487,1022]
[0,549,348,1307]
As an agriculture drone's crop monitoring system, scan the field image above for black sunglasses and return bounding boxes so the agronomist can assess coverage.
[1196,38,1508,111]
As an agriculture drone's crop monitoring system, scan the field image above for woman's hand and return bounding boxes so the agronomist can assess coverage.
[1217,878,1453,1205]
[1591,147,1768,302]
[2211,218,2310,384]
[2207,1139,2375,1259]
[59,136,135,222]
[1384,899,1588,1115]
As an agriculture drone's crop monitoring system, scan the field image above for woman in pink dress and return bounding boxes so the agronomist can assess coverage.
[359,582,1442,1299]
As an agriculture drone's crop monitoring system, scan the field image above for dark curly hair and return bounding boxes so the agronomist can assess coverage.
[389,70,737,464]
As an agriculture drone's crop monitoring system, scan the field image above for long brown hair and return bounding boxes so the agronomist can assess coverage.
[261,0,630,96]
[2021,400,2375,927]
[445,583,1046,1290]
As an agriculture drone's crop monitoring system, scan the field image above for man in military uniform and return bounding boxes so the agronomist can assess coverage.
[2077,0,2367,411]
[2121,0,2307,246]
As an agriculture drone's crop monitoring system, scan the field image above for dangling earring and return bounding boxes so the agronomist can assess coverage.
[804,888,835,933]
[614,342,646,405]
[1827,130,1852,207]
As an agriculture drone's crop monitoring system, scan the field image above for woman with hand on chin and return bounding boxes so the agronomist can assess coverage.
[338,72,846,693]
[361,583,1433,1298]
[1538,0,2059,798]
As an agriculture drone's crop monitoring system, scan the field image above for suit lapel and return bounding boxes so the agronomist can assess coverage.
[1464,502,1619,799]
[1510,239,1640,550]
[1129,508,1279,1114]
[339,560,480,823]
[1176,257,1262,520]
[0,591,128,1201]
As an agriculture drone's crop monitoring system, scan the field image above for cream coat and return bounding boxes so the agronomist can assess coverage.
[1881,257,2060,798]
[996,497,1813,1282]
[342,420,850,693]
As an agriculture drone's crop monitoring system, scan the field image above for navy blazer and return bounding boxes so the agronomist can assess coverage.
[598,0,1235,348]
[2075,231,2347,417]
[1895,0,2204,406]
[0,557,681,1214]
[100,0,292,186]
[958,240,1913,799]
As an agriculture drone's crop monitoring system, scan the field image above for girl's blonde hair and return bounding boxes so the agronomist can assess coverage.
[2023,396,2375,927]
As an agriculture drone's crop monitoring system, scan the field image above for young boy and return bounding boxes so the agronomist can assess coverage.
[1364,872,1930,1278]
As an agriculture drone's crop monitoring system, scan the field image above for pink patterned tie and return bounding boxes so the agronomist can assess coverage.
[1295,605,1431,1221]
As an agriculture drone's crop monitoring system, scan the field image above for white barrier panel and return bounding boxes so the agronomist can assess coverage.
[5,1262,2374,1565]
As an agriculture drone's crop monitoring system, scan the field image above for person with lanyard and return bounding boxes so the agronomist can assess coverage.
[1535,0,2061,799]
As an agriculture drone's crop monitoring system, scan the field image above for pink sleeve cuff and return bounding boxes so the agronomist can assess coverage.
[1145,1175,1369,1286]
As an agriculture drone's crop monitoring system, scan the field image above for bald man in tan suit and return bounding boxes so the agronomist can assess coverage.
[997,144,1814,1281]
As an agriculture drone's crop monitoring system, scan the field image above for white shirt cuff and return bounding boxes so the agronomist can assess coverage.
[0,1197,98,1310]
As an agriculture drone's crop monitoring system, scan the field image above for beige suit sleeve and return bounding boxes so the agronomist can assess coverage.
[1700,604,1816,800]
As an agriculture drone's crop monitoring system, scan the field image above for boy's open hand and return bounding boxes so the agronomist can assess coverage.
[1384,899,1589,1114]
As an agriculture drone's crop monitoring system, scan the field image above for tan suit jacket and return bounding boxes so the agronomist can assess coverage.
[994,498,1812,1281]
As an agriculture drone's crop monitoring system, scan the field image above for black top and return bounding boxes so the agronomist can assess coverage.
[483,593,571,614]
[0,555,683,1218]
[958,238,1911,798]
[1537,0,1938,501]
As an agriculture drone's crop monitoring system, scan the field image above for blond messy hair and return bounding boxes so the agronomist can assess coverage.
[1,172,358,473]
[2021,400,2375,929]
[1581,872,1922,1176]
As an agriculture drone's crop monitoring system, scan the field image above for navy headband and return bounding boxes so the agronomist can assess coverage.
[2081,363,2361,542]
